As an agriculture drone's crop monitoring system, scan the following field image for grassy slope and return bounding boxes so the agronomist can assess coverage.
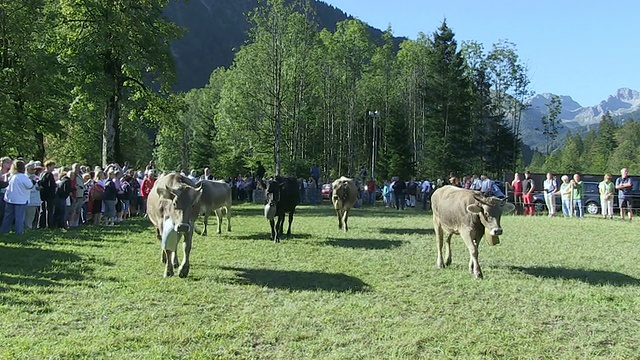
[1,203,639,359]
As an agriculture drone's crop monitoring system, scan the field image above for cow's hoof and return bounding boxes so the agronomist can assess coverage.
[445,259,452,266]
[474,272,484,279]
[437,263,445,269]
[178,266,189,278]
[164,270,174,278]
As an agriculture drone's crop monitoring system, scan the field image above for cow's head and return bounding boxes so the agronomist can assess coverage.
[265,180,281,207]
[157,183,203,233]
[467,195,515,244]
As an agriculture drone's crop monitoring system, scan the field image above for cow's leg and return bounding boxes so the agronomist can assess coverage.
[214,209,223,234]
[178,232,192,278]
[435,225,445,269]
[201,212,209,236]
[286,211,294,237]
[444,233,453,266]
[461,233,482,279]
[269,218,278,242]
[342,209,349,232]
[225,205,232,232]
[163,249,174,277]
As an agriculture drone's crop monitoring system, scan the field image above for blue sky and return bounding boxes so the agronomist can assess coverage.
[323,0,638,106]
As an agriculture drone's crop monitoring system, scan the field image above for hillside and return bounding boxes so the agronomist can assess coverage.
[163,0,389,92]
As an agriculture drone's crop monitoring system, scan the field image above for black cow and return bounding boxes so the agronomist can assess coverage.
[264,176,300,242]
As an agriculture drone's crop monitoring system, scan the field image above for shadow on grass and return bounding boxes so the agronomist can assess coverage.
[231,232,314,241]
[510,266,640,287]
[322,238,405,250]
[379,228,434,236]
[220,266,370,292]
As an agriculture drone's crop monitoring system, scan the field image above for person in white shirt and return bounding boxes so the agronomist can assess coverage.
[421,180,432,210]
[543,172,558,217]
[1,160,35,234]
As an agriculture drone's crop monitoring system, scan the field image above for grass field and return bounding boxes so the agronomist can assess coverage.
[1,202,640,359]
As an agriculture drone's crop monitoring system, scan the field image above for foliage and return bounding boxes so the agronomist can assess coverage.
[0,1,534,182]
[529,115,640,176]
[1,205,640,358]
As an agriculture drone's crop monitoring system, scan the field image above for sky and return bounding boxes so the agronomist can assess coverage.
[323,0,639,106]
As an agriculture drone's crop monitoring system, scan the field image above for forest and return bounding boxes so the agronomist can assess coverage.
[1,0,535,181]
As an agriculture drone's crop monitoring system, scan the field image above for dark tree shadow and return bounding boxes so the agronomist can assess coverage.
[322,238,405,250]
[509,266,640,287]
[379,228,434,236]
[220,266,370,292]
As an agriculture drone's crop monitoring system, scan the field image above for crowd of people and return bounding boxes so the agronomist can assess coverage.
[3,153,635,235]
[0,157,160,234]
[507,168,635,220]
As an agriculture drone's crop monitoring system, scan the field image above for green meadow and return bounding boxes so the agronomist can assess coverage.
[1,203,639,359]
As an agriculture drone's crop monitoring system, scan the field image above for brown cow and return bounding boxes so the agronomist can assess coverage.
[147,173,202,277]
[332,176,358,231]
[431,185,515,279]
[195,180,232,236]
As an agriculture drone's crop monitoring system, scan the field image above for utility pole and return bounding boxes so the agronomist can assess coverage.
[368,110,379,180]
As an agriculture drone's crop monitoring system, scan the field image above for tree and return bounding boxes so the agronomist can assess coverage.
[538,94,562,155]
[423,20,471,178]
[0,0,69,159]
[57,0,181,166]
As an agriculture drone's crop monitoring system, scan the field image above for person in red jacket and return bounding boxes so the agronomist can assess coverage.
[140,170,157,216]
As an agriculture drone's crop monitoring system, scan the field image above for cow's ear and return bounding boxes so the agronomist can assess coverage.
[501,202,516,214]
[466,204,483,214]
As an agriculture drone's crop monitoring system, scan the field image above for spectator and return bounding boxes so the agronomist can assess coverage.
[393,176,406,210]
[0,156,13,222]
[479,174,492,197]
[571,173,584,218]
[306,177,317,204]
[310,164,320,188]
[366,178,376,205]
[407,178,418,207]
[522,171,535,216]
[510,173,523,215]
[68,163,85,227]
[25,161,42,230]
[448,172,461,187]
[140,170,156,216]
[421,179,432,210]
[90,171,105,226]
[615,167,633,221]
[103,170,118,226]
[54,168,72,229]
[558,175,573,217]
[38,160,57,228]
[0,160,34,234]
[382,180,391,208]
[599,173,614,219]
[543,172,558,217]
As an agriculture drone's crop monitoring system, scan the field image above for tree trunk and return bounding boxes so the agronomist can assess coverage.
[103,92,121,167]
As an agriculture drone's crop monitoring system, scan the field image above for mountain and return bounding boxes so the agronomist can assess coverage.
[521,88,640,151]
[163,0,390,92]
